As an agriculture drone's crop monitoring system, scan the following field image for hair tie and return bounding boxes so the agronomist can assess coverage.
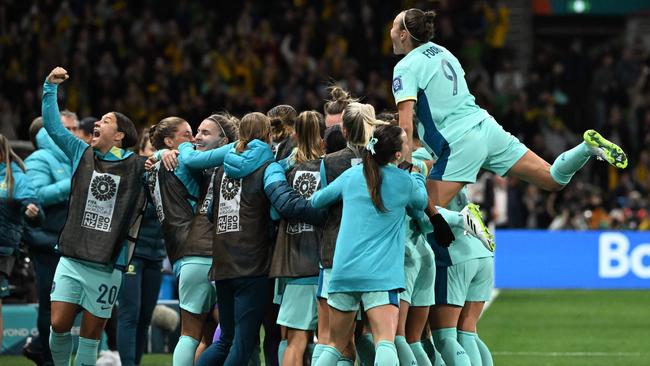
[402,9,422,43]
[366,137,378,155]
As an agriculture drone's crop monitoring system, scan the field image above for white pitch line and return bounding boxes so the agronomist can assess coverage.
[492,351,641,357]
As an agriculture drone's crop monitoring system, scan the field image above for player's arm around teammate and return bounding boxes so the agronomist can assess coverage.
[311,125,428,366]
[196,112,324,366]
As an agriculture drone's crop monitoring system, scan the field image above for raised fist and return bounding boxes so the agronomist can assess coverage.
[47,67,69,84]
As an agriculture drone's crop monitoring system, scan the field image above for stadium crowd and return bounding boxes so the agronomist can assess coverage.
[1,0,648,230]
[0,2,645,366]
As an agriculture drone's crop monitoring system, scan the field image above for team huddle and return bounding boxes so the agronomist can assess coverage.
[0,8,628,366]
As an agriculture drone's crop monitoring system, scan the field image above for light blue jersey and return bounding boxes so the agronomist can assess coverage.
[392,42,490,157]
[311,164,428,293]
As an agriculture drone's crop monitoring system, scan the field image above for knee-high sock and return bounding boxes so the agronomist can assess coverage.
[355,333,375,366]
[432,328,470,366]
[173,335,200,366]
[314,345,341,366]
[49,329,72,366]
[457,331,481,366]
[476,335,493,366]
[422,337,445,366]
[410,341,433,366]
[395,336,417,366]
[312,344,326,365]
[278,339,288,365]
[550,142,592,185]
[374,340,399,366]
[74,336,100,366]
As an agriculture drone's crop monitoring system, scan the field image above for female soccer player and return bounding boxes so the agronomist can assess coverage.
[43,67,145,366]
[197,112,325,366]
[116,129,167,366]
[395,151,437,366]
[390,8,627,228]
[182,113,240,362]
[0,134,42,347]
[148,116,221,366]
[270,110,325,365]
[429,185,495,366]
[312,101,384,366]
[146,112,240,363]
[311,124,428,366]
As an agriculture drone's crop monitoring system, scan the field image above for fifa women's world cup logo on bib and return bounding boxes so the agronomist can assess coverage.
[217,176,242,234]
[287,171,320,234]
[82,171,121,232]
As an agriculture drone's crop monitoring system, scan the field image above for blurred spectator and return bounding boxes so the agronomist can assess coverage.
[0,0,648,230]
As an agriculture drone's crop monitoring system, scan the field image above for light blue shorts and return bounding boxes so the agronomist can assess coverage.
[277,283,318,330]
[51,257,122,318]
[400,236,436,307]
[434,257,494,306]
[173,257,216,314]
[316,267,331,300]
[273,278,288,305]
[328,290,400,312]
[430,117,528,183]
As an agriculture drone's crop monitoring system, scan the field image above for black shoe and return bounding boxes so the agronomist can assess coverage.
[23,337,45,366]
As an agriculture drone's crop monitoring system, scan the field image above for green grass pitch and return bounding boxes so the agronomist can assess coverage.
[479,290,650,366]
[1,290,648,365]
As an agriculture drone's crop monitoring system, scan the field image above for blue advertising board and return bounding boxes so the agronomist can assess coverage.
[494,230,650,289]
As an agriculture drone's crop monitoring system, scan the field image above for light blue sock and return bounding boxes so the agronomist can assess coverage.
[74,336,99,366]
[422,337,445,366]
[457,331,482,366]
[410,341,433,366]
[278,339,288,365]
[374,340,399,366]
[336,357,355,365]
[436,207,463,228]
[312,344,326,365]
[314,345,341,366]
[432,328,470,366]
[395,336,417,366]
[173,335,199,366]
[49,329,72,366]
[476,335,493,366]
[421,338,435,361]
[550,142,592,185]
[356,333,375,366]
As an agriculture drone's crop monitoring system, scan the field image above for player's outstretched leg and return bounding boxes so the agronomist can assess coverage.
[550,129,627,186]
